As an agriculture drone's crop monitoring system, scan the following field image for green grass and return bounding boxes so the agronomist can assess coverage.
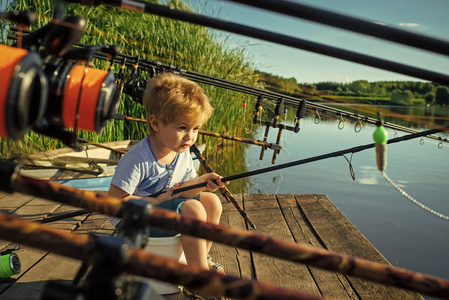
[1,0,262,161]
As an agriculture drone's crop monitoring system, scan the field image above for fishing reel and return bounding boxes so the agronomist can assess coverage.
[0,44,48,140]
[34,46,121,148]
[0,245,21,282]
[0,11,121,148]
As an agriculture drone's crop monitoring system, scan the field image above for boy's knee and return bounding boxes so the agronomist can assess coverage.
[181,199,207,220]
[202,192,220,204]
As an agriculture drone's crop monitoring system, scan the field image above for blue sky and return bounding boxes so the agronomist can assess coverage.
[185,0,449,83]
[3,0,448,83]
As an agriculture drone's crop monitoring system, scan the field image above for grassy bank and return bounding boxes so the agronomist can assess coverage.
[1,0,262,161]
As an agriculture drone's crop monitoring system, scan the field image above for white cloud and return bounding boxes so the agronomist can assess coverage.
[398,23,420,28]
[336,74,352,83]
[358,177,378,185]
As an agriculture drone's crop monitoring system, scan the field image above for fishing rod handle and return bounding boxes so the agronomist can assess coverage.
[0,212,326,300]
[2,166,449,298]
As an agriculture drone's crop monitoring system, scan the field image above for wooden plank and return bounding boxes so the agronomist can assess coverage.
[92,217,117,236]
[0,252,81,300]
[243,193,321,296]
[209,194,252,280]
[0,245,48,294]
[0,193,35,214]
[12,198,61,222]
[296,194,423,300]
[51,155,119,165]
[44,205,89,231]
[277,194,358,299]
[75,213,111,234]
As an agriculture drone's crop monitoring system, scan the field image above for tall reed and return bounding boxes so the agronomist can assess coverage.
[1,0,262,165]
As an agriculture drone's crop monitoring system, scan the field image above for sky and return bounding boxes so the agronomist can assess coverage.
[185,0,449,83]
[2,0,449,83]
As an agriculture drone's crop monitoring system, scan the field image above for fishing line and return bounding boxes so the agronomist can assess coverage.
[338,115,345,130]
[342,153,356,181]
[314,110,321,124]
[242,100,253,134]
[354,119,363,133]
[28,38,447,143]
[381,172,449,221]
[149,125,449,198]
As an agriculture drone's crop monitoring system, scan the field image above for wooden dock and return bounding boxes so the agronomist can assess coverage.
[0,192,423,300]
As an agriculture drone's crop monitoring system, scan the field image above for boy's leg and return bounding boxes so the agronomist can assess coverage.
[180,199,209,270]
[199,192,222,253]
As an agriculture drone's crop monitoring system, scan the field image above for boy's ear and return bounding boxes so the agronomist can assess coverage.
[149,115,160,132]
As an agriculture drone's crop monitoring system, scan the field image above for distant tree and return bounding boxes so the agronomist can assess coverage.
[305,84,317,90]
[349,80,370,94]
[425,91,436,104]
[390,89,414,105]
[435,86,449,105]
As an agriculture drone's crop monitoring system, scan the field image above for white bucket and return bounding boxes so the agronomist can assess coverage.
[142,234,186,295]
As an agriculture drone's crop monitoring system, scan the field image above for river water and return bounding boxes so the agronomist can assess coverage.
[239,106,449,298]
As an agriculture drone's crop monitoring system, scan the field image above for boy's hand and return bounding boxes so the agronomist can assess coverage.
[155,183,181,204]
[201,173,229,192]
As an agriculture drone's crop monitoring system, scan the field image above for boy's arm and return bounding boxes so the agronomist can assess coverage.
[108,184,180,206]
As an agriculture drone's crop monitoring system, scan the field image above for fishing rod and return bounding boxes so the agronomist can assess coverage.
[39,141,261,227]
[123,115,283,151]
[83,47,449,144]
[62,0,449,85]
[0,213,325,300]
[1,164,449,298]
[9,23,447,147]
[225,0,449,57]
[147,125,449,198]
[7,30,441,144]
[190,144,257,230]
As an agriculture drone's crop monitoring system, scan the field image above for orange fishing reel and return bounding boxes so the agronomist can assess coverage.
[0,44,48,140]
[1,11,120,147]
[43,59,118,133]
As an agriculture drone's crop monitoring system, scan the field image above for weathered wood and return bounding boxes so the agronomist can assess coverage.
[74,213,110,234]
[209,194,252,279]
[51,155,120,165]
[242,193,321,296]
[0,193,36,214]
[277,194,358,299]
[294,194,423,300]
[0,244,47,294]
[44,204,89,231]
[12,197,61,222]
[0,193,424,300]
[0,253,81,300]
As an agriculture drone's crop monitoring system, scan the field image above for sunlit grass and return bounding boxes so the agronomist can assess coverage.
[1,0,262,162]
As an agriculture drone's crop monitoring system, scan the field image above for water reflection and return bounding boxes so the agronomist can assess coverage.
[201,105,449,300]
[243,107,449,300]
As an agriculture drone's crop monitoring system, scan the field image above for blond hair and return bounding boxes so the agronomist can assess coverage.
[143,73,213,134]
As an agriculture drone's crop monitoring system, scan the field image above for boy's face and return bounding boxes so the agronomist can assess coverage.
[153,117,203,153]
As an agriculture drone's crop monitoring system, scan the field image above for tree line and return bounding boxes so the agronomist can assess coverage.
[257,71,449,106]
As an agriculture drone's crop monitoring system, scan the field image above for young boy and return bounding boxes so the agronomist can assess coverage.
[108,72,227,274]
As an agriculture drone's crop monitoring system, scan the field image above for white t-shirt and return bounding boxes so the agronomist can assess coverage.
[111,136,197,197]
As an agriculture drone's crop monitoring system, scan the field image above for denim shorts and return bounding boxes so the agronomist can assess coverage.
[149,193,201,237]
